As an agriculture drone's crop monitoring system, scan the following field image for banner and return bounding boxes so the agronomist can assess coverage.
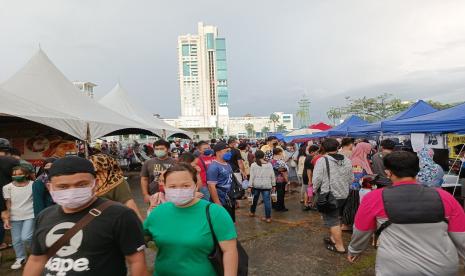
[447,134,465,159]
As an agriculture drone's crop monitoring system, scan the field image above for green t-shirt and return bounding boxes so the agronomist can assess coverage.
[144,199,237,276]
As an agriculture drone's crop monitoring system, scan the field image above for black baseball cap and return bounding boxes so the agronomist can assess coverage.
[48,156,96,179]
[213,141,229,153]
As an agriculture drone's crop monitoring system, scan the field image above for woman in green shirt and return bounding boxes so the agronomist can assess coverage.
[144,163,238,276]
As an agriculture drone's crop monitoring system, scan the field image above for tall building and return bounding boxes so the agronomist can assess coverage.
[72,81,97,98]
[177,22,229,132]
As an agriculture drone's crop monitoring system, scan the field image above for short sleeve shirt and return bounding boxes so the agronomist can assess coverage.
[31,198,145,276]
[3,181,34,221]
[206,161,233,205]
[140,157,176,194]
[144,200,237,276]
[197,156,215,185]
[302,156,314,185]
[227,148,243,173]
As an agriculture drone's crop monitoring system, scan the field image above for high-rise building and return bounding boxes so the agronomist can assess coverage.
[177,22,229,132]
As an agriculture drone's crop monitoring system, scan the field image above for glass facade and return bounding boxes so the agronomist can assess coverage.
[215,38,228,106]
[206,33,214,50]
[182,44,189,56]
[183,62,190,76]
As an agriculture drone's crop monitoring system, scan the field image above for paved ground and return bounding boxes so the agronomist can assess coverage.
[1,173,463,275]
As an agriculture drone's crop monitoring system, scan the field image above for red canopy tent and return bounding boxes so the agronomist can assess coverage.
[309,122,332,131]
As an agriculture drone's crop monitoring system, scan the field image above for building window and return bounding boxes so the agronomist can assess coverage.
[183,62,190,76]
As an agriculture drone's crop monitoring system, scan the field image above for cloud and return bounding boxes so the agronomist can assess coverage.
[1,0,465,125]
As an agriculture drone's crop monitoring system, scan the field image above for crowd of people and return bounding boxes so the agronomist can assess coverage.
[0,135,464,275]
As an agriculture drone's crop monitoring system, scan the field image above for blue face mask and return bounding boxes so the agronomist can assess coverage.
[204,149,214,156]
[223,151,232,161]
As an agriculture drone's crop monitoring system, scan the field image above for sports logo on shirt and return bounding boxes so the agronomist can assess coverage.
[45,222,90,275]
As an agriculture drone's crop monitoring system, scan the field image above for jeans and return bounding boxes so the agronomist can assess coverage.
[200,186,211,202]
[11,219,34,260]
[250,189,272,218]
[274,182,287,210]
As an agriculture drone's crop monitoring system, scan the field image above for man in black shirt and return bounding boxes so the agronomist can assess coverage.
[227,138,247,182]
[24,156,148,276]
[302,145,320,211]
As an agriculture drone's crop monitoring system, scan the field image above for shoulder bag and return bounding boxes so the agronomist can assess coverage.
[229,173,246,200]
[206,204,248,276]
[316,157,338,213]
[45,200,116,259]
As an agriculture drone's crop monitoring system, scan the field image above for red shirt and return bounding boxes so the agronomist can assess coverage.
[197,155,215,186]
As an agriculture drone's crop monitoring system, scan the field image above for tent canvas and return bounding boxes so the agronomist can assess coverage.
[99,83,192,138]
[326,115,368,136]
[348,100,438,136]
[2,50,161,140]
[0,87,87,138]
[382,102,465,134]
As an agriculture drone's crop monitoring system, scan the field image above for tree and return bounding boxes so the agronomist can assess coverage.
[261,126,270,137]
[216,128,224,137]
[244,123,255,138]
[276,124,287,132]
[327,108,343,125]
[269,113,280,132]
[425,100,460,110]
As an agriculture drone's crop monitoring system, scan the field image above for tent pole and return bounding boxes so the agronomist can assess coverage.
[162,129,167,140]
[84,123,90,158]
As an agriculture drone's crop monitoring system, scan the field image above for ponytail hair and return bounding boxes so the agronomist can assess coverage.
[255,150,265,167]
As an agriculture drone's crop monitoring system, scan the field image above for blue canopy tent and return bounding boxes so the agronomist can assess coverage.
[347,100,437,136]
[382,102,465,134]
[326,115,368,137]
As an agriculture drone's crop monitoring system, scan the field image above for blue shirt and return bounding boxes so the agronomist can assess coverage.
[206,160,233,205]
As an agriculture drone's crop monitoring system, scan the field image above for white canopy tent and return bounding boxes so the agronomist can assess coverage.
[99,83,192,138]
[2,50,163,140]
[0,86,86,136]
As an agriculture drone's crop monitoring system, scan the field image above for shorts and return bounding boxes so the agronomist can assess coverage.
[321,199,346,228]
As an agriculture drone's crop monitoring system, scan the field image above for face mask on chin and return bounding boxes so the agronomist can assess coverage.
[165,187,195,206]
[50,182,95,209]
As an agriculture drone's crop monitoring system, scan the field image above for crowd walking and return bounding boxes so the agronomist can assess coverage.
[0,136,464,275]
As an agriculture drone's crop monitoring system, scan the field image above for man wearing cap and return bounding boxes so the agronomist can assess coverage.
[207,142,236,221]
[23,156,148,276]
[0,138,20,250]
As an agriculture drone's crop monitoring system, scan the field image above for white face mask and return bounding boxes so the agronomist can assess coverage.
[165,188,195,206]
[50,182,95,209]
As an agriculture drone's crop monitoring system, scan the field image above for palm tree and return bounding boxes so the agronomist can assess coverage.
[269,113,280,132]
[244,123,254,138]
[276,124,287,132]
[261,126,270,138]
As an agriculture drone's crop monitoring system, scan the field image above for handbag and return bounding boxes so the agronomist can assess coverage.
[229,173,246,200]
[206,204,249,276]
[46,200,116,259]
[316,157,338,213]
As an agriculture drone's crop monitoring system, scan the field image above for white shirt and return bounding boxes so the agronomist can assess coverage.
[3,181,34,221]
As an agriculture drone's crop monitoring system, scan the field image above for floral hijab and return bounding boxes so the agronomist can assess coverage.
[417,148,444,187]
[90,154,125,196]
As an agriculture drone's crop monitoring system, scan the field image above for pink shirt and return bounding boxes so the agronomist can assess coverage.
[355,181,465,232]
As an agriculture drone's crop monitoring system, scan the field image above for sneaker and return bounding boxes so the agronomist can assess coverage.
[11,258,25,270]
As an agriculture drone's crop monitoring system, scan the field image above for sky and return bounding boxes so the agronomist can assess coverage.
[1,0,465,123]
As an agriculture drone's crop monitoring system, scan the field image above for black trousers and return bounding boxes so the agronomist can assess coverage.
[223,199,236,222]
[274,182,287,210]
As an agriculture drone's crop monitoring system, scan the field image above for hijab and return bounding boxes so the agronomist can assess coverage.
[417,148,444,187]
[350,142,373,174]
[90,154,125,196]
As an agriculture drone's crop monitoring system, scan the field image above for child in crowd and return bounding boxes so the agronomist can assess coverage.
[2,166,34,270]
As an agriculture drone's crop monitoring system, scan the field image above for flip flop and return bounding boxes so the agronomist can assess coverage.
[323,237,335,245]
[325,243,347,254]
[0,243,12,250]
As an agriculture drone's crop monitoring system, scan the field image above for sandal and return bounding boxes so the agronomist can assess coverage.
[325,243,347,254]
[323,237,335,245]
[261,217,272,223]
[0,243,12,250]
[248,212,255,217]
